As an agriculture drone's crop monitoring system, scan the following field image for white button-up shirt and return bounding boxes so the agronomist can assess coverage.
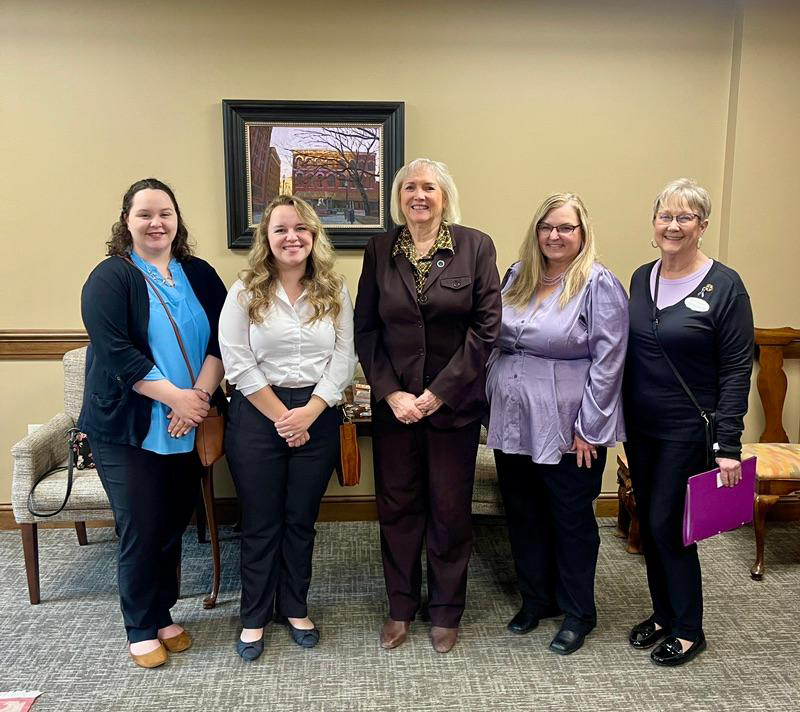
[219,279,356,406]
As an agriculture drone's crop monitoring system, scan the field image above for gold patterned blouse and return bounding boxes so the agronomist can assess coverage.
[392,223,454,294]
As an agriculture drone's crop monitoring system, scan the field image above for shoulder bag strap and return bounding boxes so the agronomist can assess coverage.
[27,428,78,518]
[122,255,196,383]
[651,263,711,430]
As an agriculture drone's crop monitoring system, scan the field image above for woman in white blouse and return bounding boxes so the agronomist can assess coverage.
[219,195,356,661]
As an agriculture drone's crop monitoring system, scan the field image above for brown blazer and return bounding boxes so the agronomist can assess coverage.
[354,224,502,429]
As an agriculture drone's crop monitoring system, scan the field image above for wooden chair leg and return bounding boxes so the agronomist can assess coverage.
[196,486,208,544]
[201,465,221,610]
[751,493,779,580]
[615,481,630,539]
[20,523,41,604]
[626,503,642,555]
[75,521,88,546]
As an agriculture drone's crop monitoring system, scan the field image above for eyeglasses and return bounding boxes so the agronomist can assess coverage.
[655,212,700,225]
[537,223,581,237]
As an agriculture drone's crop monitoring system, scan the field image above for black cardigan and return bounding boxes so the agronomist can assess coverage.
[77,255,228,447]
[623,260,754,460]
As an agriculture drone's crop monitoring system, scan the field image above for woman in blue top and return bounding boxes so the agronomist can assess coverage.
[79,178,227,668]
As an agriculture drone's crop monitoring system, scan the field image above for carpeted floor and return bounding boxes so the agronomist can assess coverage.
[1,517,798,712]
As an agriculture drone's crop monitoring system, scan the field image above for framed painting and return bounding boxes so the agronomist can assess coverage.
[222,100,404,249]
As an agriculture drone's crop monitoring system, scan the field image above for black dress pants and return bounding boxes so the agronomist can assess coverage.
[494,448,606,634]
[226,387,340,628]
[624,435,706,642]
[371,400,481,628]
[92,441,199,643]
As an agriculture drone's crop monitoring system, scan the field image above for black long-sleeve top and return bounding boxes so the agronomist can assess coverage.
[623,259,754,460]
[78,255,227,447]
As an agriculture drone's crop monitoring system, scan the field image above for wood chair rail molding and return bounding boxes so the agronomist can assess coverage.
[754,327,800,443]
[0,330,89,361]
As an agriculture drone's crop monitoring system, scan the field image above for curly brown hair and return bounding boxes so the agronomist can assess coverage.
[106,178,193,260]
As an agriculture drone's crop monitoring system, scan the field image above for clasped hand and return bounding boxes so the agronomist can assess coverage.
[387,389,443,425]
[167,388,210,438]
[274,406,314,447]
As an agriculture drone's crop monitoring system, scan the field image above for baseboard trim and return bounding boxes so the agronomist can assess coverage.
[0,329,89,360]
[6,494,797,531]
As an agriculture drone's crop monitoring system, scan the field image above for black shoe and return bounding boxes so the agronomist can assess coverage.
[235,637,264,661]
[629,618,670,649]
[275,615,320,649]
[549,627,587,655]
[650,633,706,666]
[507,609,539,635]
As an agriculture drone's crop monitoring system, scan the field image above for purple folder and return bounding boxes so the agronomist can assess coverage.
[682,457,757,546]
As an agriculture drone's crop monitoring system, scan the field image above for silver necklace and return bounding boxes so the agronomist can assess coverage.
[540,271,565,286]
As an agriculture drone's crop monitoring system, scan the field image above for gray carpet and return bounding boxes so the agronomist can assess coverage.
[1,518,799,712]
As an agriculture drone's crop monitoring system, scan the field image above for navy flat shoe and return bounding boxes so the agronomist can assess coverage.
[549,627,588,655]
[235,637,264,661]
[275,615,320,649]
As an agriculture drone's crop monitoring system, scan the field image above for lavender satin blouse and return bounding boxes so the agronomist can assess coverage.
[486,262,629,464]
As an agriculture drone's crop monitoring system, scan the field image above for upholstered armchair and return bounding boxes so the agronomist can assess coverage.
[741,327,800,580]
[472,427,504,515]
[11,347,222,606]
[10,347,113,604]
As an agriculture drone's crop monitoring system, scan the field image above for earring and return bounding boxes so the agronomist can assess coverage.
[698,237,703,247]
[650,239,658,248]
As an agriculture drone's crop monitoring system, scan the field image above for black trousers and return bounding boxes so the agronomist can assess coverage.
[226,387,341,628]
[371,401,481,628]
[624,435,706,641]
[494,448,606,634]
[92,441,199,643]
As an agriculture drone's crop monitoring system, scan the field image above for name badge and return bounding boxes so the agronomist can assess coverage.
[684,297,709,312]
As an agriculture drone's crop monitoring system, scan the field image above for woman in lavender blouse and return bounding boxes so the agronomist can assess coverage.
[486,192,628,656]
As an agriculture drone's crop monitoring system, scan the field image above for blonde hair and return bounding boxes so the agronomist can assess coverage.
[239,195,343,325]
[653,178,712,222]
[504,192,597,310]
[389,158,462,225]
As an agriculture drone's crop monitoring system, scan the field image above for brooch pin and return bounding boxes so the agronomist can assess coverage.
[436,259,445,268]
[697,283,714,298]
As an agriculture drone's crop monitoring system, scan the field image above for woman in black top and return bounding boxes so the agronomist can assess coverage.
[623,178,753,666]
[79,178,227,668]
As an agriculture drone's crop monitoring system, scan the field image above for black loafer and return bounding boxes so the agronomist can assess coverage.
[507,609,539,635]
[629,618,670,649]
[650,633,706,666]
[235,637,264,661]
[549,627,587,655]
[275,615,320,649]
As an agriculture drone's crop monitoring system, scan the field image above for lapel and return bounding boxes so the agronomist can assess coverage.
[389,228,419,303]
[421,228,456,295]
[394,252,419,303]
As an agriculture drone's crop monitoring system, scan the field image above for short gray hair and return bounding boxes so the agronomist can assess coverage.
[653,178,712,222]
[389,158,462,225]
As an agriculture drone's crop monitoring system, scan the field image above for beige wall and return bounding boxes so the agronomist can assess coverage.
[2,0,798,504]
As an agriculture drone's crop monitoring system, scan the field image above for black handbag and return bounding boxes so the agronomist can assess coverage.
[27,427,94,517]
[651,263,718,468]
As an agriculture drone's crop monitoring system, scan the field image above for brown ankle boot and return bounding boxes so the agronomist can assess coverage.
[380,619,410,649]
[431,626,458,653]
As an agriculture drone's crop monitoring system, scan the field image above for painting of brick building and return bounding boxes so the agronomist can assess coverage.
[246,124,383,227]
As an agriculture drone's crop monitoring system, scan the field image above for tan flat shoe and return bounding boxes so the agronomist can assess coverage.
[431,626,458,653]
[130,642,168,668]
[160,630,192,653]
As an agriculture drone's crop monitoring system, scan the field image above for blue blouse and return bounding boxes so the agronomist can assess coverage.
[130,252,210,454]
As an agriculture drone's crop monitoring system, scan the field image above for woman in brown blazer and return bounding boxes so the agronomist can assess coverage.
[355,158,502,653]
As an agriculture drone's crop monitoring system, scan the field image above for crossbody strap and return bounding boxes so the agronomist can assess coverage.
[122,256,197,384]
[650,263,711,428]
